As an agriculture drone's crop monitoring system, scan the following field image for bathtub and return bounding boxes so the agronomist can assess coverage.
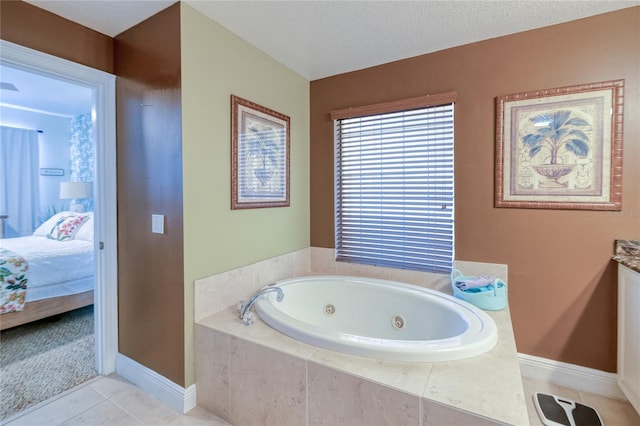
[253,275,498,362]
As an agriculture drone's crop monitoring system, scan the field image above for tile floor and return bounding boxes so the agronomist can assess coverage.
[3,374,639,425]
[2,375,229,426]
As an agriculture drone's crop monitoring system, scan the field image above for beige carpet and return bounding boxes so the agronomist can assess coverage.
[0,306,97,420]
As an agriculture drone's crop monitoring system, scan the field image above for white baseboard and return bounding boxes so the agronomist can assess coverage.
[116,353,196,414]
[518,353,627,401]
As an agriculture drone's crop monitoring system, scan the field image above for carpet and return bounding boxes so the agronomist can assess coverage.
[0,306,98,420]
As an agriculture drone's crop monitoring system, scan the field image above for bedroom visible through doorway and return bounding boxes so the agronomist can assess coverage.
[0,40,118,418]
[0,63,97,418]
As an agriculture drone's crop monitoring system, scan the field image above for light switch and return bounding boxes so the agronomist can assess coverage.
[152,214,164,234]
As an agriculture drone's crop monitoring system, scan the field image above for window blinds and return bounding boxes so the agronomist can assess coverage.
[334,103,454,274]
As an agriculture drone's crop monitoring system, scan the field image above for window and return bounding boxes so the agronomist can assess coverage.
[332,93,456,274]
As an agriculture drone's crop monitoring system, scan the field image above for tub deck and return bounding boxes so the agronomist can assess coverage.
[196,301,529,425]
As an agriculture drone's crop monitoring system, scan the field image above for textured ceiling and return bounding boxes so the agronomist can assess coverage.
[3,0,638,118]
[23,0,640,81]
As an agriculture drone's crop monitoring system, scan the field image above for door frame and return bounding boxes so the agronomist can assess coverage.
[0,40,118,375]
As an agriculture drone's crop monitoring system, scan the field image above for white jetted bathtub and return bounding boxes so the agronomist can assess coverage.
[253,275,498,362]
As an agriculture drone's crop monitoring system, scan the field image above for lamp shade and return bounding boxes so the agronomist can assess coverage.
[59,182,93,199]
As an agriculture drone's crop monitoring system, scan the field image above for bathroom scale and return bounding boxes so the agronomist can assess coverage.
[534,392,603,426]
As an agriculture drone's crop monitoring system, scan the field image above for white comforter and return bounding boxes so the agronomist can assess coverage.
[0,236,94,301]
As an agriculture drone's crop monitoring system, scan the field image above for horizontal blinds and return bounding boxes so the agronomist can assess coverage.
[335,103,454,274]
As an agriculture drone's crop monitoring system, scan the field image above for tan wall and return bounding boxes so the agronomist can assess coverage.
[310,7,640,372]
[0,0,113,73]
[115,4,185,386]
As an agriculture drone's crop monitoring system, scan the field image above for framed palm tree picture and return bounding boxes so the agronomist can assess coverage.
[231,95,290,209]
[495,79,624,210]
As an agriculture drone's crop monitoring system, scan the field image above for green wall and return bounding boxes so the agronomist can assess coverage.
[180,3,310,385]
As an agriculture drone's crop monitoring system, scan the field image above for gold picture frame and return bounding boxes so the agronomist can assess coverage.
[231,95,290,209]
[495,80,624,210]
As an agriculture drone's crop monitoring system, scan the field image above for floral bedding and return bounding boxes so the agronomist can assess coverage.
[0,248,28,314]
[0,236,93,302]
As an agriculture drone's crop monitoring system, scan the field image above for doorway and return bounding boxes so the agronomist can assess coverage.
[0,40,117,377]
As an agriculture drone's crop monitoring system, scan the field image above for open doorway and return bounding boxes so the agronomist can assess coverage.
[0,40,117,418]
[0,65,96,418]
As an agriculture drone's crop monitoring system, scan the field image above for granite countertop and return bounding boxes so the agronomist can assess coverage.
[613,240,640,273]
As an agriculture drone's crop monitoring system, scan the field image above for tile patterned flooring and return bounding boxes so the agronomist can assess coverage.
[2,375,229,426]
[3,374,639,425]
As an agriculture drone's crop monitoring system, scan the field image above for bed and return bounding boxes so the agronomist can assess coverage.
[0,211,94,330]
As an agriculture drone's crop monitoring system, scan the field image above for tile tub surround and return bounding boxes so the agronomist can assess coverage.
[194,247,509,322]
[613,240,640,273]
[194,248,521,424]
[194,249,311,322]
[195,304,528,425]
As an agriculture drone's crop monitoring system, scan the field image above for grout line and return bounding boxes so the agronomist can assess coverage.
[305,359,309,426]
[107,396,148,425]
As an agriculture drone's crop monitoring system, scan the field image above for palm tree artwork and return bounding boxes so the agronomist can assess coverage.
[244,125,280,190]
[521,110,591,188]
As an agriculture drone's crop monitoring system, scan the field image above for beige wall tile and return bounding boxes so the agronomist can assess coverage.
[425,356,528,425]
[307,250,502,295]
[194,325,230,420]
[335,261,392,279]
[424,307,527,426]
[194,266,257,321]
[423,399,507,426]
[310,247,337,274]
[292,248,311,276]
[413,271,451,293]
[384,268,431,287]
[308,362,421,426]
[195,249,313,322]
[255,252,295,286]
[201,307,319,360]
[167,406,230,425]
[310,349,432,398]
[229,337,306,425]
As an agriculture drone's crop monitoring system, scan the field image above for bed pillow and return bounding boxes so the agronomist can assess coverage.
[73,213,94,242]
[33,212,73,237]
[46,214,90,241]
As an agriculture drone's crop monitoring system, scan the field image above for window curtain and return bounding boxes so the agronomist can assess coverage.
[69,113,95,212]
[0,126,40,237]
